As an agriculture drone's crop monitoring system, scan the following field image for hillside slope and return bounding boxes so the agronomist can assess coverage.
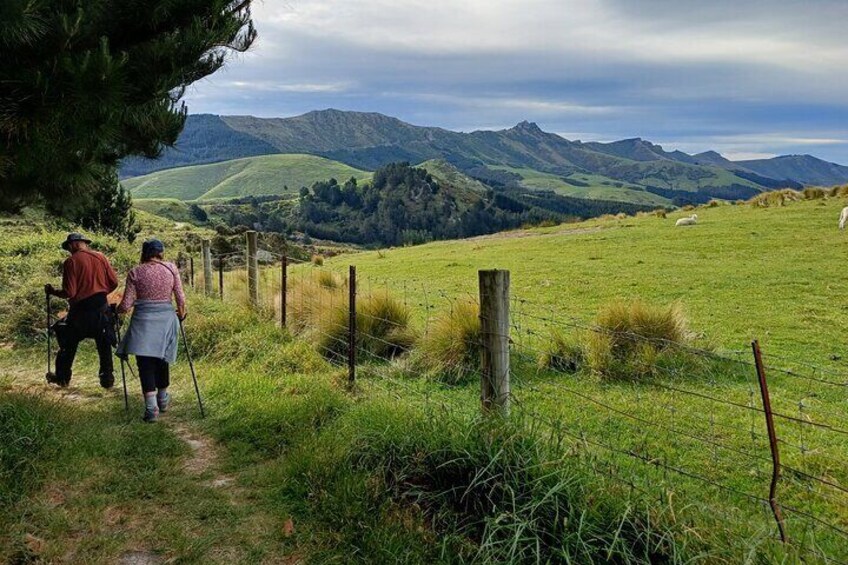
[125,154,372,201]
[119,110,848,196]
[738,154,848,186]
[328,196,848,366]
[120,114,280,178]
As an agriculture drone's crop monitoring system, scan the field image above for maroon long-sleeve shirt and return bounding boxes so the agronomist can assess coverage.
[60,249,119,305]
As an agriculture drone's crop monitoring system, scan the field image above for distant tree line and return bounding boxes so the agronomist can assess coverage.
[295,163,560,246]
[189,162,665,247]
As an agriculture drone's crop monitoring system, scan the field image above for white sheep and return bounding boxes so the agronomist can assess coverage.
[675,214,698,227]
[839,206,848,230]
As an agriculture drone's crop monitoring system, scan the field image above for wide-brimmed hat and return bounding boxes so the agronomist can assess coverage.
[62,233,91,251]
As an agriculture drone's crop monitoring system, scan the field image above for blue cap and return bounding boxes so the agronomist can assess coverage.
[142,239,165,256]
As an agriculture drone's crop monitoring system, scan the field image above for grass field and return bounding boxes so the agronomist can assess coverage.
[3,197,848,562]
[297,195,848,561]
[202,194,848,560]
[124,154,373,201]
[491,165,673,205]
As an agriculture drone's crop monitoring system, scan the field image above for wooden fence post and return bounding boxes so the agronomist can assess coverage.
[201,240,213,296]
[752,340,787,543]
[281,251,288,327]
[479,269,510,415]
[246,231,259,306]
[348,265,356,386]
[177,252,187,285]
[189,256,195,289]
[218,256,225,300]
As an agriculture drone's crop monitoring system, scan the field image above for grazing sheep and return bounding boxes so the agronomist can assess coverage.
[840,206,848,230]
[675,214,698,227]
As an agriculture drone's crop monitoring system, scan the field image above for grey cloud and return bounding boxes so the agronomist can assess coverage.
[183,0,848,162]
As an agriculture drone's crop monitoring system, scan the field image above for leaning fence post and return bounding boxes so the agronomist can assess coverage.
[281,251,288,327]
[218,256,225,300]
[246,231,259,307]
[348,265,357,387]
[201,240,213,296]
[752,340,787,544]
[479,269,510,415]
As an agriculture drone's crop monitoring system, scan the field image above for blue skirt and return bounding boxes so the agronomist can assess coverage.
[117,301,179,364]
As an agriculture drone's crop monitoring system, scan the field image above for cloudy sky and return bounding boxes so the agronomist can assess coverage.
[184,0,848,163]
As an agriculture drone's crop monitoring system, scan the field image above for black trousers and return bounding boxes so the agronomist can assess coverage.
[54,293,115,384]
[136,356,170,394]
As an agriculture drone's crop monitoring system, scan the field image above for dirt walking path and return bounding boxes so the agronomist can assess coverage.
[0,355,300,564]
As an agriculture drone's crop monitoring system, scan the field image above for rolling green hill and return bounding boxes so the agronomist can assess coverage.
[124,154,372,201]
[490,165,672,205]
[119,110,847,202]
[325,195,848,366]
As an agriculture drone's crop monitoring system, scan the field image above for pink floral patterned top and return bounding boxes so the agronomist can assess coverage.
[117,261,186,313]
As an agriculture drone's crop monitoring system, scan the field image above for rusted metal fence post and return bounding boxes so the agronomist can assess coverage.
[218,256,225,300]
[348,265,356,386]
[281,251,288,327]
[479,269,510,415]
[246,231,259,307]
[752,340,787,544]
[201,240,213,296]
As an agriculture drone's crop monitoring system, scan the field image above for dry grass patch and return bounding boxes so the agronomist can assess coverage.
[415,300,481,385]
[586,300,691,381]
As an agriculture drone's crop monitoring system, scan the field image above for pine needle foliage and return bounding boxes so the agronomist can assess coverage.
[0,0,256,211]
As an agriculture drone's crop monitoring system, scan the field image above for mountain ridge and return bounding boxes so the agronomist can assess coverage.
[120,109,847,200]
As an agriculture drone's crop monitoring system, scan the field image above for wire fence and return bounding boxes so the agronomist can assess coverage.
[188,232,847,562]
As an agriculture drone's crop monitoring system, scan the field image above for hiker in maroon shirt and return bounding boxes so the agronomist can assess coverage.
[45,233,119,388]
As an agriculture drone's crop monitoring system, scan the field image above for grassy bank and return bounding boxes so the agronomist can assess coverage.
[2,198,846,562]
[2,291,820,563]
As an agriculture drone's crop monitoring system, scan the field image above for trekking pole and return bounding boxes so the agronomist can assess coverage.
[45,291,52,379]
[179,319,206,418]
[114,320,130,413]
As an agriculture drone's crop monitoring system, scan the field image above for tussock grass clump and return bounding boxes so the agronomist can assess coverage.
[829,184,848,197]
[416,300,481,385]
[803,187,827,200]
[311,254,324,266]
[282,401,698,563]
[707,199,721,207]
[286,278,343,335]
[313,291,417,363]
[316,269,340,289]
[587,299,691,380]
[538,330,585,373]
[748,189,802,208]
[653,208,667,218]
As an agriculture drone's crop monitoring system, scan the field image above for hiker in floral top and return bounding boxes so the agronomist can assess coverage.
[117,239,187,422]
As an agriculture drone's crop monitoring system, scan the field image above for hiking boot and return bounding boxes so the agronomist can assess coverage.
[142,406,159,423]
[157,391,171,413]
[46,372,69,388]
[99,372,115,389]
